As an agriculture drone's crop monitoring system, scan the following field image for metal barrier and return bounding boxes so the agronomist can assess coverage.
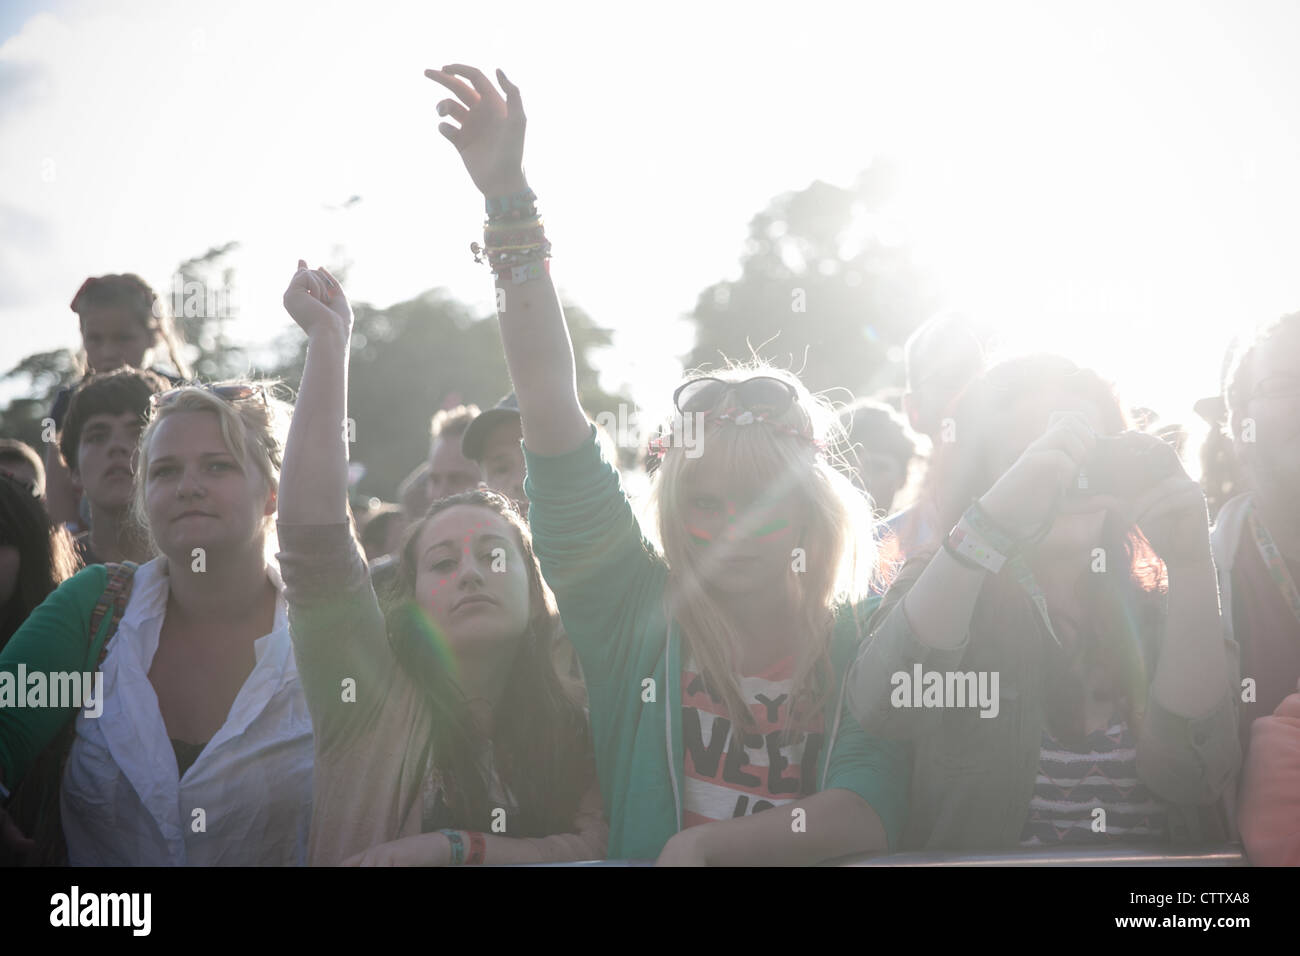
[524,844,1250,866]
[828,844,1249,867]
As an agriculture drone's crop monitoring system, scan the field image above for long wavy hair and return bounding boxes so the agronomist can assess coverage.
[923,354,1167,745]
[382,489,592,837]
[646,361,877,734]
[0,474,80,651]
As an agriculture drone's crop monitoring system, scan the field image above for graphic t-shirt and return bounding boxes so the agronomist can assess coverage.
[680,655,825,828]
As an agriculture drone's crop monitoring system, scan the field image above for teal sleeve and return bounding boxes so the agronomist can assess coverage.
[824,695,911,852]
[0,565,106,790]
[523,426,665,686]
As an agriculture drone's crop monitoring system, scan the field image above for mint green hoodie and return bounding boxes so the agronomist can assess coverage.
[524,428,908,860]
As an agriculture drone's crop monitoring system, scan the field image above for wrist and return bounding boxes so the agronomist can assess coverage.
[306,325,350,350]
[687,822,718,864]
[975,492,1033,540]
[429,831,453,866]
[483,176,530,201]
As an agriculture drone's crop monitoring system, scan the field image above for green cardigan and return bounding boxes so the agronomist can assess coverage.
[0,565,115,790]
[523,427,909,860]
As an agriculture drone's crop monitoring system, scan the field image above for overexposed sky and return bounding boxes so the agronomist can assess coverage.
[3,0,1299,427]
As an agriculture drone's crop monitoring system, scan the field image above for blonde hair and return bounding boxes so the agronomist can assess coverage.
[132,382,290,556]
[647,361,877,731]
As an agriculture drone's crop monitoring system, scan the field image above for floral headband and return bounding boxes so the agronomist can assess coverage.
[644,407,826,475]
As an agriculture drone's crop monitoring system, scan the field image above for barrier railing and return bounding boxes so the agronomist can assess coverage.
[522,843,1250,866]
[829,844,1249,866]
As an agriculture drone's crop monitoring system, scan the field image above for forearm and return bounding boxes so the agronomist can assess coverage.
[899,547,987,651]
[693,789,887,866]
[1150,557,1231,718]
[278,328,350,525]
[488,183,589,458]
[43,444,80,526]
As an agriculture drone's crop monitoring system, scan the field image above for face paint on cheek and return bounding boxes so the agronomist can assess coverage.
[686,526,713,543]
[750,517,791,541]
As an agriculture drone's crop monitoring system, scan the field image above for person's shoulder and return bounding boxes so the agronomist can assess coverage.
[831,594,884,659]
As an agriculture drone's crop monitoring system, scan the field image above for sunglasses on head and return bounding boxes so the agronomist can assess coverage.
[0,470,40,499]
[672,376,799,416]
[149,383,268,411]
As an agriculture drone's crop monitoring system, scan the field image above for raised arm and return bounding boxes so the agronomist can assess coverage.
[849,415,1095,737]
[425,64,588,457]
[275,265,396,741]
[278,261,352,525]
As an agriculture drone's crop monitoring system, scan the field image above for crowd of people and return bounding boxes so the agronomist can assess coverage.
[0,63,1297,867]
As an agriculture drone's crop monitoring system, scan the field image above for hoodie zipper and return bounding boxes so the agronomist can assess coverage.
[664,618,683,831]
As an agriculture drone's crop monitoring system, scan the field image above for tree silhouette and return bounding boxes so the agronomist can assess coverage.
[685,166,934,403]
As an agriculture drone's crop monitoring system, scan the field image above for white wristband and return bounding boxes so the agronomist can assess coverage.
[947,522,1008,574]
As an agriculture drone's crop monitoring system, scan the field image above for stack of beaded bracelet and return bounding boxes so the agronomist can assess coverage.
[471,187,552,285]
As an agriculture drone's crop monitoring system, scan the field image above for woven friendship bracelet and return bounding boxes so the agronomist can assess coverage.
[466,831,486,865]
[485,187,538,218]
[439,828,467,865]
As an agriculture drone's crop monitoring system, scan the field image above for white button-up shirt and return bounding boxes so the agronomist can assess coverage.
[61,557,314,865]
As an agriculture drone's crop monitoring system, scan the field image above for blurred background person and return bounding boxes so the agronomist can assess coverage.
[1196,338,1251,524]
[880,313,987,568]
[44,275,190,530]
[58,368,169,566]
[844,397,923,516]
[358,502,404,566]
[1211,312,1300,759]
[427,404,482,502]
[0,440,46,502]
[461,393,526,514]
[0,473,79,652]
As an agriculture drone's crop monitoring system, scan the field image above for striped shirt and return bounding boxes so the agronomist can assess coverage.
[1019,718,1169,846]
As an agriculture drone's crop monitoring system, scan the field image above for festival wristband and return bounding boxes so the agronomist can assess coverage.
[963,499,1023,555]
[466,831,486,865]
[439,828,467,865]
[507,259,549,284]
[945,522,1008,574]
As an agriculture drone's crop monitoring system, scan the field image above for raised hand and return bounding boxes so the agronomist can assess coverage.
[424,64,527,197]
[282,260,352,339]
[979,412,1098,539]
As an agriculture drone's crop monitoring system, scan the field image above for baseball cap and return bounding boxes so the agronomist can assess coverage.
[461,392,521,461]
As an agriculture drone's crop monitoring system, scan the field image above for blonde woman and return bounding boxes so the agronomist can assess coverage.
[425,62,907,865]
[0,383,312,865]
